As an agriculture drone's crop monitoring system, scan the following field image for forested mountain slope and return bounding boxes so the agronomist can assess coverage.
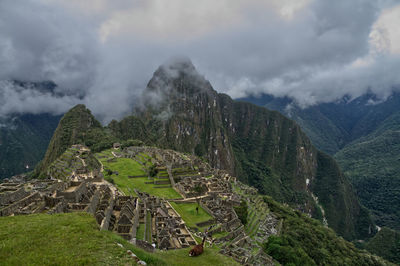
[240,92,400,231]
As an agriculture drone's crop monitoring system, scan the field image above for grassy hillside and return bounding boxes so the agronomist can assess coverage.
[0,212,146,265]
[0,212,239,266]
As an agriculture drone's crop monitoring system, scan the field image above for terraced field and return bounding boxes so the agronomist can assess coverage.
[169,202,213,230]
[245,196,270,237]
[95,149,181,199]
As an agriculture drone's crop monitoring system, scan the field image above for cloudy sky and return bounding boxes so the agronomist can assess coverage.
[0,0,399,121]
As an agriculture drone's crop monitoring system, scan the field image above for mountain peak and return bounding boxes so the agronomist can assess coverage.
[162,56,196,73]
[152,56,201,83]
[145,56,214,101]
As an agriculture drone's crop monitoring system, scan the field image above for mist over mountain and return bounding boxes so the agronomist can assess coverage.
[1,0,400,122]
[1,1,400,264]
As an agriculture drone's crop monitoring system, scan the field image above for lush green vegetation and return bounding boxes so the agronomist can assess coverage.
[229,101,372,240]
[0,113,61,178]
[335,116,400,230]
[136,224,145,240]
[108,116,152,144]
[0,212,239,266]
[170,202,213,230]
[313,151,375,240]
[242,93,400,233]
[97,151,181,199]
[33,104,117,178]
[233,200,248,225]
[263,196,389,266]
[120,139,144,148]
[365,227,400,264]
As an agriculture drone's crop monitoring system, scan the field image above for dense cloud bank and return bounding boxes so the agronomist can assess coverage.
[0,0,399,121]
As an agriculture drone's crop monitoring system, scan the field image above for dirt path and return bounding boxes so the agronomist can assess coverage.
[76,155,86,167]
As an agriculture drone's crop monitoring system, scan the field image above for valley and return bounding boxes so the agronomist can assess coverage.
[240,93,400,232]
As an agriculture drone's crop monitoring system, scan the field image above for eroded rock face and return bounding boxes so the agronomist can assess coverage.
[115,58,374,240]
[37,58,373,240]
[139,58,235,174]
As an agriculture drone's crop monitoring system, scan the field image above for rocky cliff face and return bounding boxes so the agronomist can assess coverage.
[137,59,235,173]
[37,59,374,240]
[124,58,373,240]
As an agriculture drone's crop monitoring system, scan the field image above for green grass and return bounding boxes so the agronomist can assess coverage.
[170,202,213,230]
[0,212,239,266]
[146,211,152,242]
[137,153,153,167]
[96,149,114,158]
[136,223,145,240]
[213,231,230,239]
[150,247,239,266]
[97,153,182,199]
[0,213,137,265]
[106,157,146,176]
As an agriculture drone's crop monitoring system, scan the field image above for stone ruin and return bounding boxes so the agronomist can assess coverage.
[47,145,104,182]
[0,145,281,265]
[135,190,197,250]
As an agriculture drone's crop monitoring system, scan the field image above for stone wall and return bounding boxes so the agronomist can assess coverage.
[47,181,68,194]
[100,198,115,230]
[131,201,141,238]
[58,182,87,202]
[49,200,67,214]
[0,187,29,207]
[85,190,100,215]
[135,239,155,253]
[0,192,41,216]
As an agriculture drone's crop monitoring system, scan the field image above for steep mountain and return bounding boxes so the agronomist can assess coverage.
[33,104,116,177]
[335,112,400,230]
[240,92,400,154]
[0,113,61,178]
[35,59,374,240]
[0,80,66,179]
[240,92,400,230]
[108,58,373,240]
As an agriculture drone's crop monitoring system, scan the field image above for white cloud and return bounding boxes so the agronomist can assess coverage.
[0,0,399,120]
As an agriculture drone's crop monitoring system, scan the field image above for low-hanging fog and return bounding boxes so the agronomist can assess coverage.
[1,0,400,122]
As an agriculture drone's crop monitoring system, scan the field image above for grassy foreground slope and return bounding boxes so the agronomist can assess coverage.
[0,213,238,266]
[0,213,139,265]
